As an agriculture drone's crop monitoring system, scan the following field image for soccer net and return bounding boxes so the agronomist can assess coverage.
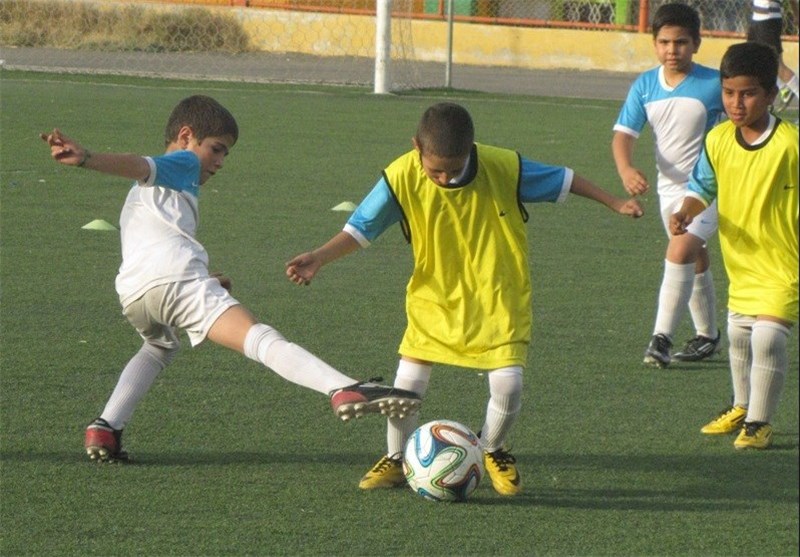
[3,1,793,92]
[0,0,444,92]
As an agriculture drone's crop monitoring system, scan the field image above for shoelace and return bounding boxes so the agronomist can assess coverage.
[372,455,401,473]
[715,406,740,419]
[486,450,516,471]
[685,334,718,350]
[653,335,671,351]
[743,422,767,436]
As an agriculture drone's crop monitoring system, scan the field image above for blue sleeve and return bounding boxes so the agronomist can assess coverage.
[150,150,201,197]
[519,157,569,203]
[615,74,648,134]
[687,146,717,205]
[346,177,403,242]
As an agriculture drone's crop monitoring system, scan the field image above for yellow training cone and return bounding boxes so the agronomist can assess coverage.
[82,219,117,231]
[331,201,357,212]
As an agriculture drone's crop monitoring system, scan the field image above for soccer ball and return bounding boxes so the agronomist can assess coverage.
[403,420,483,502]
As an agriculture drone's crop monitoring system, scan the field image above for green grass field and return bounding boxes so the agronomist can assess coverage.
[1,70,797,557]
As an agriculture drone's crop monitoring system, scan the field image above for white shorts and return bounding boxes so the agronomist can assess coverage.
[659,190,718,242]
[122,278,240,348]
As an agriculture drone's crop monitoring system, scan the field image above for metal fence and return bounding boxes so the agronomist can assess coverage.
[1,0,797,91]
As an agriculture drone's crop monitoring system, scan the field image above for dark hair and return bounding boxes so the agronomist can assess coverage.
[414,102,474,158]
[720,42,779,92]
[652,2,701,43]
[164,95,239,146]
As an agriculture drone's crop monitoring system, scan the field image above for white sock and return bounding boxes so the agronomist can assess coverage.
[243,323,354,395]
[727,314,753,409]
[101,342,178,430]
[653,260,695,338]
[479,367,523,452]
[746,321,789,423]
[387,359,431,457]
[688,269,718,339]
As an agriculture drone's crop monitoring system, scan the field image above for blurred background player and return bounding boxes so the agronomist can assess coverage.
[671,42,798,450]
[612,3,724,367]
[41,95,420,463]
[286,102,643,495]
[747,0,800,112]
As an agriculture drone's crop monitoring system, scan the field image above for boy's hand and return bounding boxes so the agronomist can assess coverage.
[286,253,321,286]
[669,211,691,235]
[618,197,644,218]
[619,167,649,196]
[40,129,89,167]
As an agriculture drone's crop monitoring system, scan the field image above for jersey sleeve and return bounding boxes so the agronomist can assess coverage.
[613,75,648,138]
[519,157,571,203]
[687,146,716,206]
[344,177,403,246]
[140,150,201,197]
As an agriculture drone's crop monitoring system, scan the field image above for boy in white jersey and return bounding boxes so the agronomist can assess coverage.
[747,0,799,111]
[671,42,798,450]
[40,95,420,463]
[612,3,725,368]
[285,103,643,495]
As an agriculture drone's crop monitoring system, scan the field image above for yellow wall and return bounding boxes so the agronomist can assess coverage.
[117,2,798,73]
[235,8,798,72]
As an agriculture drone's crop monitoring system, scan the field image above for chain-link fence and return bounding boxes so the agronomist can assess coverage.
[1,0,797,90]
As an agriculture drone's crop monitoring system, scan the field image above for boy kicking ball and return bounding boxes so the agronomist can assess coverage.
[40,95,420,463]
[287,102,643,494]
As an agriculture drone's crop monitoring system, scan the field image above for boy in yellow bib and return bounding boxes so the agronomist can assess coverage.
[287,103,643,494]
[671,42,799,450]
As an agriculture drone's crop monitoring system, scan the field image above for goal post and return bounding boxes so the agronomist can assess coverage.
[374,0,392,94]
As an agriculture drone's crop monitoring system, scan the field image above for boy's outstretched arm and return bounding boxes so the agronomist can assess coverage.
[611,131,650,196]
[569,174,644,218]
[40,128,150,182]
[286,231,361,286]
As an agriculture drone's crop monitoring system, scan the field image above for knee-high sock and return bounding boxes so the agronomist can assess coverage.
[480,366,523,452]
[387,359,431,457]
[243,323,354,395]
[101,342,178,430]
[747,321,789,423]
[727,314,753,409]
[653,260,695,338]
[688,269,718,339]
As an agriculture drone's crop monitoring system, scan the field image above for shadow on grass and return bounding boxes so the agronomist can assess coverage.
[4,444,797,513]
[525,449,798,509]
[1,449,411,468]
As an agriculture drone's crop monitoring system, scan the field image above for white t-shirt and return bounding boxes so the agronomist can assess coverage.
[614,64,724,196]
[115,150,209,307]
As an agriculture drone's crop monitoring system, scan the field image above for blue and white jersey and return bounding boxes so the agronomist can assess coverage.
[344,154,570,246]
[614,63,723,195]
[116,150,209,307]
[752,0,783,21]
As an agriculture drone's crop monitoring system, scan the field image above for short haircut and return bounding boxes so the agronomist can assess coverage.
[164,95,239,146]
[720,42,779,92]
[652,2,701,42]
[415,102,474,158]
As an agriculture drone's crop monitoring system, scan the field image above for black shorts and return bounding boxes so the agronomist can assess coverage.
[747,18,783,53]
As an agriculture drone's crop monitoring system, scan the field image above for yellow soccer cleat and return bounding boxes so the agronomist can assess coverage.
[483,448,521,496]
[734,422,773,450]
[700,405,747,435]
[358,454,406,489]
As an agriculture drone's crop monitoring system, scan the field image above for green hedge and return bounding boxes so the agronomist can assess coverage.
[0,0,250,52]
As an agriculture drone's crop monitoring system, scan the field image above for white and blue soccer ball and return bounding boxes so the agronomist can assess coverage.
[403,419,483,502]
